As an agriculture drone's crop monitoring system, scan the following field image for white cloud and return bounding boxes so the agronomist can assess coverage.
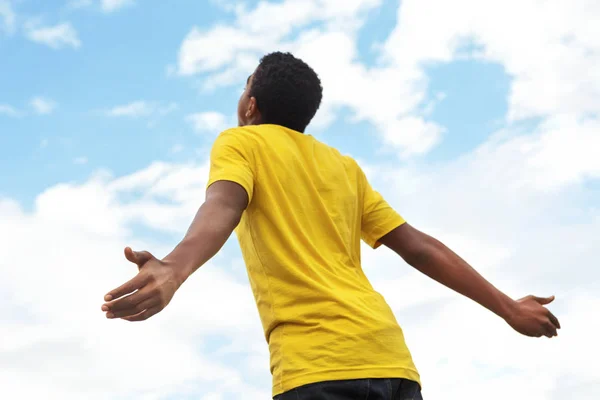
[25,22,81,49]
[105,101,152,117]
[101,0,135,13]
[382,0,600,122]
[175,0,442,156]
[209,0,244,13]
[66,0,136,13]
[516,115,600,189]
[170,144,184,154]
[105,101,177,118]
[175,0,599,157]
[186,111,231,134]
[0,0,16,35]
[176,0,382,78]
[30,96,57,115]
[379,116,445,158]
[0,162,271,400]
[157,102,178,115]
[66,0,93,10]
[0,103,20,117]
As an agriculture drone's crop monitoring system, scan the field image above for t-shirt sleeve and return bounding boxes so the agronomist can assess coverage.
[359,165,406,249]
[206,129,255,202]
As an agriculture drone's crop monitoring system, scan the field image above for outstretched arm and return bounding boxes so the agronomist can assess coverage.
[163,180,248,283]
[101,181,248,321]
[379,223,561,338]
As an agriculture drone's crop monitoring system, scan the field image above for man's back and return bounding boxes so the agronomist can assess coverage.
[207,124,420,396]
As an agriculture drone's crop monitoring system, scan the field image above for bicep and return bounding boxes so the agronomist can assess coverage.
[205,180,249,213]
[184,181,248,239]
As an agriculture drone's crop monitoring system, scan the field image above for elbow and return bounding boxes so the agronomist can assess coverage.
[402,243,432,267]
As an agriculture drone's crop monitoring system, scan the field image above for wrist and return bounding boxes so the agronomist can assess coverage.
[162,257,192,288]
[499,296,518,322]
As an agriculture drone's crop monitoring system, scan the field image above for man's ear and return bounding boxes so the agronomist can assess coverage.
[246,97,261,123]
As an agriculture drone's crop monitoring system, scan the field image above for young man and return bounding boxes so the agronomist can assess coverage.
[101,52,561,400]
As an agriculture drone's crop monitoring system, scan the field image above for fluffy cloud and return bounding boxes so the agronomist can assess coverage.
[25,22,81,49]
[66,0,94,10]
[0,103,20,117]
[105,101,153,117]
[381,0,600,122]
[0,163,271,400]
[30,96,57,115]
[176,0,599,158]
[101,0,136,13]
[0,0,15,35]
[186,111,232,134]
[177,0,382,77]
[175,0,442,156]
[66,0,135,13]
[2,98,58,117]
[104,101,177,118]
[73,156,88,165]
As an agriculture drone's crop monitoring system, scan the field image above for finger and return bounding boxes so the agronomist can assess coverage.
[107,297,159,319]
[124,247,154,268]
[547,310,561,329]
[104,273,148,302]
[532,295,555,305]
[544,322,557,338]
[121,306,161,322]
[103,287,154,312]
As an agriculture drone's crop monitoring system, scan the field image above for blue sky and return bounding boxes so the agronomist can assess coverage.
[1,1,599,399]
[0,0,510,204]
[2,1,227,203]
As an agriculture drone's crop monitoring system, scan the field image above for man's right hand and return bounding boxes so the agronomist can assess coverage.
[101,247,183,322]
[505,295,561,338]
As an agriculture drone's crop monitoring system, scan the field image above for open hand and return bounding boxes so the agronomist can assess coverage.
[506,295,561,338]
[101,247,181,322]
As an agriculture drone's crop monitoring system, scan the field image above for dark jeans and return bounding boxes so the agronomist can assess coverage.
[274,378,423,400]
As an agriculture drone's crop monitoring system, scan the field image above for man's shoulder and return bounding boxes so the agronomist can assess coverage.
[333,151,360,172]
[218,126,260,140]
[213,127,264,154]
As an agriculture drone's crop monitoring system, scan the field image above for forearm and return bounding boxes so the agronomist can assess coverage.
[162,199,241,285]
[408,235,516,320]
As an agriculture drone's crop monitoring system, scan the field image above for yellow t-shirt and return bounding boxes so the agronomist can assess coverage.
[207,124,420,396]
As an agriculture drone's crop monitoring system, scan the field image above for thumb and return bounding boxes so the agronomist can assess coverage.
[124,247,154,268]
[532,295,555,305]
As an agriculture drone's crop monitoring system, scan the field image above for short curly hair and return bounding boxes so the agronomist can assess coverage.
[250,52,323,133]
